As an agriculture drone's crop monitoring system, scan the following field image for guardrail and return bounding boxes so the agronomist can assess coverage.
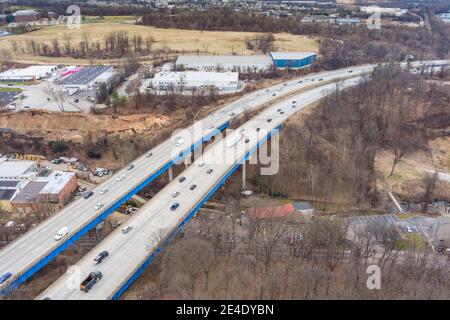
[0,121,230,296]
[109,124,282,300]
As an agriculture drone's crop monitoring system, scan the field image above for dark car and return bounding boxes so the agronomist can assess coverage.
[127,164,135,170]
[0,272,12,284]
[207,169,213,174]
[190,184,197,190]
[178,176,186,183]
[256,128,261,132]
[245,138,250,143]
[82,190,94,199]
[94,251,109,264]
[267,119,272,122]
[171,203,180,211]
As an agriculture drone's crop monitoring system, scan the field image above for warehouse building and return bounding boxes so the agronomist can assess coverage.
[0,65,57,82]
[270,52,317,69]
[151,71,239,91]
[54,66,115,92]
[176,55,274,73]
[0,159,77,212]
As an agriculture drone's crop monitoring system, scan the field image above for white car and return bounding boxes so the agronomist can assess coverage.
[117,175,125,181]
[95,202,104,210]
[7,104,16,111]
[100,188,108,195]
[122,225,133,234]
[406,226,413,233]
[172,191,180,198]
[175,137,184,147]
[55,227,69,241]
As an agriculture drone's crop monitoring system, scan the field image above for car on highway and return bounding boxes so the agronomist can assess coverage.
[298,80,303,83]
[172,191,180,198]
[207,169,213,174]
[280,111,284,115]
[127,164,135,170]
[82,190,94,199]
[265,89,270,92]
[100,188,108,195]
[348,70,353,73]
[245,138,250,143]
[229,112,235,116]
[318,78,323,81]
[256,128,261,132]
[80,271,102,293]
[23,105,30,110]
[117,175,125,181]
[122,225,133,234]
[283,83,287,86]
[178,176,186,183]
[198,162,205,167]
[94,251,109,264]
[0,272,12,285]
[94,202,104,210]
[145,152,153,158]
[7,104,16,111]
[55,227,69,241]
[190,184,197,190]
[277,108,282,112]
[208,125,214,129]
[272,93,276,97]
[267,119,272,122]
[171,203,180,211]
[175,137,184,147]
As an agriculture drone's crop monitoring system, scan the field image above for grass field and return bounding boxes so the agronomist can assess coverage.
[0,23,319,64]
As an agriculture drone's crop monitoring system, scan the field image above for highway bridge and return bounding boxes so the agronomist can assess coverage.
[1,60,448,297]
[36,75,385,299]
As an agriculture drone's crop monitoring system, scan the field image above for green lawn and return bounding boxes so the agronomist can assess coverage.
[395,233,425,251]
[0,87,22,92]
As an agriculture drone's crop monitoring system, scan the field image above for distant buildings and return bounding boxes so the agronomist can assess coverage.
[176,55,274,73]
[12,10,41,23]
[53,66,115,92]
[0,66,58,83]
[151,71,240,91]
[301,15,361,25]
[359,6,407,17]
[0,159,77,212]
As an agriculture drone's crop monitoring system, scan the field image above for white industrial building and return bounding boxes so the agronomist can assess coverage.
[176,55,273,73]
[0,65,57,82]
[0,159,38,181]
[53,66,115,92]
[151,71,239,91]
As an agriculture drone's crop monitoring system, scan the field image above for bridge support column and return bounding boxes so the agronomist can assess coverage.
[242,160,247,190]
[168,166,173,182]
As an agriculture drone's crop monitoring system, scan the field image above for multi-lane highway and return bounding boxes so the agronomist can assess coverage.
[37,76,367,300]
[1,60,448,296]
[0,64,380,294]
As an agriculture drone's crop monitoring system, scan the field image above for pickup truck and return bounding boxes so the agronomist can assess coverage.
[80,271,103,292]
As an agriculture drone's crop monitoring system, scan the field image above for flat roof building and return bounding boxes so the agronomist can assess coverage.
[0,159,38,180]
[176,55,274,73]
[54,66,115,91]
[0,65,57,82]
[270,52,317,69]
[151,71,239,91]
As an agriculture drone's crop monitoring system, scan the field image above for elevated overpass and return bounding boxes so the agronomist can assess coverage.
[38,76,366,300]
[1,60,448,296]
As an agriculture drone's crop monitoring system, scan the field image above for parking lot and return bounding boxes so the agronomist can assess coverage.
[345,214,450,245]
[0,90,19,108]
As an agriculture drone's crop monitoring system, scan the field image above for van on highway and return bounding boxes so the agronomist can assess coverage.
[55,227,69,241]
[122,225,133,234]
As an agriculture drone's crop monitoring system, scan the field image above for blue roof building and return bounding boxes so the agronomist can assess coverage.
[270,52,317,69]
